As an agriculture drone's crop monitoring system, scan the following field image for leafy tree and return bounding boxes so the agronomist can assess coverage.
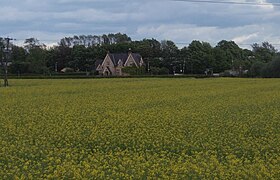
[10,46,27,74]
[249,61,265,77]
[132,39,162,73]
[134,39,161,59]
[59,33,132,47]
[242,49,256,70]
[261,56,280,77]
[103,42,132,54]
[46,45,72,72]
[69,45,87,71]
[0,38,4,64]
[114,33,132,43]
[214,40,244,71]
[187,40,214,74]
[1,38,46,75]
[3,33,280,77]
[252,42,277,63]
[161,40,179,73]
[26,47,47,74]
[24,38,45,51]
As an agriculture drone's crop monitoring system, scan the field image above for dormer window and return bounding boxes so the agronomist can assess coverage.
[118,60,123,67]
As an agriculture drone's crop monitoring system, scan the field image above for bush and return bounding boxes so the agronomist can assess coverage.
[150,67,169,75]
[261,57,280,78]
[122,66,146,75]
[249,61,265,77]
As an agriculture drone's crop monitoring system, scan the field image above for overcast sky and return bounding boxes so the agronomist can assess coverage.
[1,0,280,49]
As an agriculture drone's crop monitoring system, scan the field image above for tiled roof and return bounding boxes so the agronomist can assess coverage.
[131,53,142,66]
[109,53,129,66]
[94,59,103,69]
[113,53,142,66]
[96,52,143,67]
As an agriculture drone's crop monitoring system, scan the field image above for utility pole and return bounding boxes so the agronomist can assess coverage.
[0,45,4,86]
[2,37,13,87]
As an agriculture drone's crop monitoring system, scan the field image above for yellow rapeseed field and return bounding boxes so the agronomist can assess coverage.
[0,78,279,179]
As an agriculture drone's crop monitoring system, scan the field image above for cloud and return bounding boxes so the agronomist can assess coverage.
[232,33,259,44]
[255,0,274,9]
[136,23,280,49]
[0,0,280,49]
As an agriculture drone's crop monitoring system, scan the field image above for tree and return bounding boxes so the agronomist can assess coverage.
[69,45,94,71]
[114,33,132,43]
[46,44,73,72]
[0,38,4,61]
[215,40,244,71]
[10,46,27,74]
[24,38,45,51]
[187,40,214,74]
[261,56,280,78]
[24,38,48,74]
[0,38,5,76]
[133,39,162,72]
[252,42,277,63]
[249,61,265,77]
[161,40,179,73]
[59,33,132,47]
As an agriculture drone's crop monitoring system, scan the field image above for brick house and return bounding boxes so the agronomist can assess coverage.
[95,51,144,76]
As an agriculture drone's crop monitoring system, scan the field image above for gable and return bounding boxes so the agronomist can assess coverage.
[96,64,102,71]
[124,54,138,67]
[101,54,114,67]
[139,58,144,66]
[94,59,103,71]
[102,52,144,68]
[103,66,112,74]
[110,53,128,65]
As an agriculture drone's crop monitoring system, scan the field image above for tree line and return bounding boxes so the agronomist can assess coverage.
[1,33,280,77]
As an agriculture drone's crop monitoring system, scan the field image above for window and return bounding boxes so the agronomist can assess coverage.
[116,69,121,75]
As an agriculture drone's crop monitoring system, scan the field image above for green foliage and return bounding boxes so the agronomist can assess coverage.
[261,56,280,78]
[248,54,280,78]
[249,61,265,77]
[188,41,215,74]
[149,66,169,75]
[2,34,280,77]
[59,33,131,47]
[0,78,280,178]
[69,45,95,71]
[214,40,244,72]
[25,47,48,74]
[45,46,73,72]
[122,66,146,75]
[252,42,277,63]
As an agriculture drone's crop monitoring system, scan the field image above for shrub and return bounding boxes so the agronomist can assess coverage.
[261,56,280,78]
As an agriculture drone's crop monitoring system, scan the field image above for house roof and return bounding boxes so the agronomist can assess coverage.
[103,66,112,74]
[109,53,142,67]
[94,59,103,70]
[95,52,143,69]
[131,53,143,66]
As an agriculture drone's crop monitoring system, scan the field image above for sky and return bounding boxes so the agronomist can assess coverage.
[1,0,280,49]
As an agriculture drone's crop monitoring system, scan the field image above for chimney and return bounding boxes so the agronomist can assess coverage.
[128,48,132,55]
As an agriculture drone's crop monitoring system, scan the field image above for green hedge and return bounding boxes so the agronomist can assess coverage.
[6,74,210,79]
